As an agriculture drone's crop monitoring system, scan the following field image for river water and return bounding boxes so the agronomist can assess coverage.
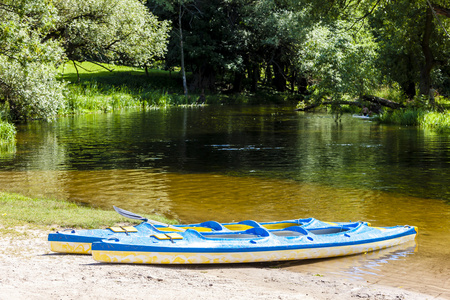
[0,106,449,298]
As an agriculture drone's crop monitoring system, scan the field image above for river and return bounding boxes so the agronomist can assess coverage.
[0,106,449,298]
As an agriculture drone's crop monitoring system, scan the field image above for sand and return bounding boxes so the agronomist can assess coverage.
[0,227,439,300]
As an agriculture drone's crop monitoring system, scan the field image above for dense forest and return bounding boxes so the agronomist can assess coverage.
[1,0,449,121]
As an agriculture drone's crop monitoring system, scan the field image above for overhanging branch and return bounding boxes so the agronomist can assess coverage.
[294,101,362,111]
[294,95,406,112]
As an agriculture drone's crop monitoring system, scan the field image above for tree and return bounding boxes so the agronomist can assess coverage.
[0,0,66,120]
[370,1,450,100]
[148,0,199,96]
[46,0,171,73]
[0,0,171,120]
[297,20,379,112]
[148,0,308,93]
[300,0,450,100]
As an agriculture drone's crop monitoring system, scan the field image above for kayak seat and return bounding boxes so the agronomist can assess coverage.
[151,233,184,240]
[309,227,349,235]
[272,226,309,237]
[271,230,305,237]
[108,226,138,233]
[203,233,258,239]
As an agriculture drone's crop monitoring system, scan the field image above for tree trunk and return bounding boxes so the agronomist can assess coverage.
[264,64,272,85]
[272,61,286,92]
[297,77,308,94]
[419,7,435,102]
[361,95,405,110]
[250,63,259,93]
[401,81,416,100]
[232,71,244,93]
[179,5,188,97]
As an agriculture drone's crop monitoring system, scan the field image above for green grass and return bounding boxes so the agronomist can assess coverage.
[421,110,450,132]
[0,192,177,230]
[0,120,16,153]
[58,61,201,114]
[378,108,424,126]
[57,61,300,114]
[377,107,450,132]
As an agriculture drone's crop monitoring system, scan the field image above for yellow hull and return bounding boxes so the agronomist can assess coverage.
[92,234,415,264]
[49,241,91,254]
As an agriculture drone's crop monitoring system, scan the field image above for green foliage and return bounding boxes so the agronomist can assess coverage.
[379,108,424,126]
[0,0,66,120]
[64,82,141,113]
[0,0,171,121]
[379,106,450,132]
[421,110,450,132]
[0,120,16,152]
[299,21,379,103]
[50,0,171,66]
[149,0,309,92]
[368,84,408,105]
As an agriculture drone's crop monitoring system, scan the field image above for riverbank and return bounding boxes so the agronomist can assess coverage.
[0,225,436,300]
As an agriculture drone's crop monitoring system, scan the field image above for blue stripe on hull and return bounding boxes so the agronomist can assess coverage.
[92,234,416,264]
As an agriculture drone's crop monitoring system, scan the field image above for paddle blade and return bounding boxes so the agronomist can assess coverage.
[113,206,186,232]
[113,206,148,222]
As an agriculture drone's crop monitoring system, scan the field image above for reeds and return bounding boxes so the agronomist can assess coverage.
[64,82,143,113]
[379,108,424,126]
[0,120,16,153]
[421,111,450,132]
[58,62,203,113]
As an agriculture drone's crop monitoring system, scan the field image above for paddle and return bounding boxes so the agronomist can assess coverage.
[113,206,186,232]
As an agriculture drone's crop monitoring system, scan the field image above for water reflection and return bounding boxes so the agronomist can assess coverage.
[277,240,418,280]
[0,107,450,297]
[2,107,449,203]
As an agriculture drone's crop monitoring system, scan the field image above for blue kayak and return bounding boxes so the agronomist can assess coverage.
[48,210,357,254]
[91,223,417,264]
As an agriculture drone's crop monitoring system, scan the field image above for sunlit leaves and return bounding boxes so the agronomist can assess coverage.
[298,21,379,102]
[51,0,171,66]
[0,0,171,120]
[0,0,66,120]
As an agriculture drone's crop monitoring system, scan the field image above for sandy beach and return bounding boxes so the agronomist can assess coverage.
[0,227,440,300]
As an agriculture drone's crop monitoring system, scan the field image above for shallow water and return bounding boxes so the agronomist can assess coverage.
[0,106,449,298]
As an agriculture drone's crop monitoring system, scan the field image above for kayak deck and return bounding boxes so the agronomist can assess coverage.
[90,224,418,264]
[48,217,346,254]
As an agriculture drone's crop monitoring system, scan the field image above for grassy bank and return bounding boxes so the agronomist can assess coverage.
[0,192,176,232]
[0,120,15,153]
[368,85,450,131]
[58,62,298,114]
[59,62,196,113]
[378,108,450,132]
